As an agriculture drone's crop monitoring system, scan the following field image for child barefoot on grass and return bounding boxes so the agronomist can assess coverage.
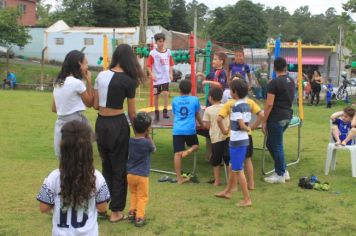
[215,79,252,207]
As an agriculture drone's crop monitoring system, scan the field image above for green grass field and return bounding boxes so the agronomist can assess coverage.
[1,90,356,235]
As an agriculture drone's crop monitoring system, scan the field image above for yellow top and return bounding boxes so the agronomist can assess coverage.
[219,98,262,135]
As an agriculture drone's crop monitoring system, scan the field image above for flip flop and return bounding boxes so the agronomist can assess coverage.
[214,193,232,199]
[109,214,128,223]
[207,179,215,184]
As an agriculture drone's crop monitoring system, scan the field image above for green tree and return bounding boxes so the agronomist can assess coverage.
[170,0,191,32]
[53,0,96,26]
[148,0,171,29]
[186,0,209,38]
[0,8,31,47]
[343,0,356,12]
[208,0,267,48]
[126,0,140,26]
[93,0,128,27]
[36,0,53,27]
[263,6,294,40]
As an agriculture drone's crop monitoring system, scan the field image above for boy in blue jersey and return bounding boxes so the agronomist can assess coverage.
[228,50,252,85]
[331,107,356,146]
[215,79,252,207]
[172,79,204,184]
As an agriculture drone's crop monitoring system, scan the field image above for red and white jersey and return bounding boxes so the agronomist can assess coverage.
[147,48,174,85]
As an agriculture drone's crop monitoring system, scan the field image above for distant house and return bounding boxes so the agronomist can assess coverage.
[41,21,171,66]
[267,42,346,82]
[0,0,37,26]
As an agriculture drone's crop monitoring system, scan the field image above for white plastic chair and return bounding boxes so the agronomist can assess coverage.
[325,122,356,178]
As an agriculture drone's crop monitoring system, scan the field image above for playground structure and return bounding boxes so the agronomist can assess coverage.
[94,31,309,177]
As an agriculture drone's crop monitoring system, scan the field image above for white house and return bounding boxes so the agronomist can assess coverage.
[14,20,171,66]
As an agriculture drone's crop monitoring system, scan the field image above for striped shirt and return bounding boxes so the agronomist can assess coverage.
[230,98,251,147]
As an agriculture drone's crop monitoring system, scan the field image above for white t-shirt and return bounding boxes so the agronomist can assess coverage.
[147,49,174,85]
[37,169,110,236]
[222,89,232,104]
[53,76,86,116]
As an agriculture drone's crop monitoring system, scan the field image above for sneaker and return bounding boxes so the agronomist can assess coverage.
[134,218,146,227]
[284,171,290,181]
[128,210,136,223]
[264,173,285,184]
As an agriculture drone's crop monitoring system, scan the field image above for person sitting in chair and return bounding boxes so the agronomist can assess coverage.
[331,107,356,146]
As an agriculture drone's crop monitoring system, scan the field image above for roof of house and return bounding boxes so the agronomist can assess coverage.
[45,20,137,34]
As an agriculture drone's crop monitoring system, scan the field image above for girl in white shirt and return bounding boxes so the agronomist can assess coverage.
[37,120,110,236]
[52,50,94,158]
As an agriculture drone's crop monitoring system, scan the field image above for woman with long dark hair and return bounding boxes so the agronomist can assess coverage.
[52,50,94,158]
[94,44,144,222]
[37,120,110,235]
[310,70,323,105]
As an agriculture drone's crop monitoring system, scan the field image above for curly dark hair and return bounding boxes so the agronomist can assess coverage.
[59,120,96,210]
[55,50,85,86]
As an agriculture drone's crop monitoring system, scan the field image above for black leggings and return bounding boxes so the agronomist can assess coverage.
[95,114,130,212]
[311,85,321,105]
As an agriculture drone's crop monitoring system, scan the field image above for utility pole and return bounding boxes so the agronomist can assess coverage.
[337,25,344,86]
[139,0,147,46]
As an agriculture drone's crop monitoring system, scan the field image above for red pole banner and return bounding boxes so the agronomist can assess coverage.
[189,34,196,96]
[149,38,154,107]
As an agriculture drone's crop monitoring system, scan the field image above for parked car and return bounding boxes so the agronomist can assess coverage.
[0,46,14,58]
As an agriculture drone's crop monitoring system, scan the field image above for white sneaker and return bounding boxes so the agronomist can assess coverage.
[264,173,285,184]
[284,171,290,181]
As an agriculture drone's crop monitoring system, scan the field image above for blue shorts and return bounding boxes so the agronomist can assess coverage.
[229,146,247,172]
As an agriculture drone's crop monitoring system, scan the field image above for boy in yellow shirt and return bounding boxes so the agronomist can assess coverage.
[218,95,263,190]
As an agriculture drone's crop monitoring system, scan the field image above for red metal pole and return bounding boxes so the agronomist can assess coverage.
[189,34,196,96]
[149,38,154,107]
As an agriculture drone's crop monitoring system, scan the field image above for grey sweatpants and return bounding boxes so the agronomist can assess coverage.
[54,111,91,159]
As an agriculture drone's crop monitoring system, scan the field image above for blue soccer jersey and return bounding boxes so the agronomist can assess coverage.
[229,63,250,81]
[172,95,201,135]
[335,118,352,145]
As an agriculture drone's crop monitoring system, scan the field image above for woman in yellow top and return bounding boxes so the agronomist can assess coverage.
[310,70,323,105]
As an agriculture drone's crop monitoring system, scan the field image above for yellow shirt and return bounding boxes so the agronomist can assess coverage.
[219,98,262,135]
[203,104,229,144]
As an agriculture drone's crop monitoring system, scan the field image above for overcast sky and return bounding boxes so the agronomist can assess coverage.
[44,0,355,19]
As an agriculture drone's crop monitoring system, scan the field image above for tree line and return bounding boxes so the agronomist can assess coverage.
[1,0,355,56]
